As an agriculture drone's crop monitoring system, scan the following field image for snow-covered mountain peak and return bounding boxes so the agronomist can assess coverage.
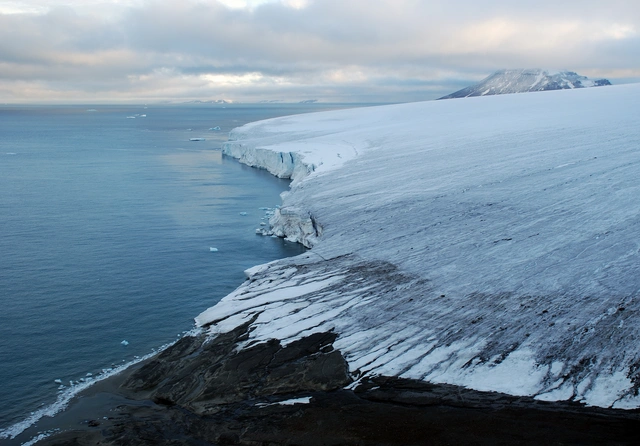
[440,69,611,99]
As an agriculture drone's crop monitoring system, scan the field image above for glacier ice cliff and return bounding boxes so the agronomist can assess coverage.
[211,83,640,409]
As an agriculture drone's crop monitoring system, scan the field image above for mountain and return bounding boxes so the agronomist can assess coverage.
[440,69,611,99]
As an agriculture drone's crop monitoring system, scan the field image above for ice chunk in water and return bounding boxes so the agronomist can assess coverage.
[121,340,129,346]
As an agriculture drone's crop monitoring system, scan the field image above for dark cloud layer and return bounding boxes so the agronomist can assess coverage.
[0,0,638,103]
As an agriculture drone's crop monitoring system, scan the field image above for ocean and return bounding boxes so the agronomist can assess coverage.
[0,102,358,439]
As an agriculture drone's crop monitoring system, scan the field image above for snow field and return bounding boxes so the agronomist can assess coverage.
[206,84,640,408]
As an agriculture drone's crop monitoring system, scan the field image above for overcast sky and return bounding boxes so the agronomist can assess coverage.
[1,0,638,103]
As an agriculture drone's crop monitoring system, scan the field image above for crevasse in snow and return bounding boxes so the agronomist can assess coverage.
[211,83,640,408]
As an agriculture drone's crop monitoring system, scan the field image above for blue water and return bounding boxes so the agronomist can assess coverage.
[0,103,357,436]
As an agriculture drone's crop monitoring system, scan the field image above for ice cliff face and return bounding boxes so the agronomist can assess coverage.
[210,84,640,409]
[223,110,371,247]
[440,69,611,99]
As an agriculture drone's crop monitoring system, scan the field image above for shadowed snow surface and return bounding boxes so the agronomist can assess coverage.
[200,84,640,408]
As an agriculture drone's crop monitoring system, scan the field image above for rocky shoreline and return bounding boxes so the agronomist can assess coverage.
[14,319,640,445]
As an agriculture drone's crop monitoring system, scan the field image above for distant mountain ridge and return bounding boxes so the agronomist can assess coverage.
[440,69,611,99]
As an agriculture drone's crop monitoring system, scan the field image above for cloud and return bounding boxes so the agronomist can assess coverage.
[1,0,639,102]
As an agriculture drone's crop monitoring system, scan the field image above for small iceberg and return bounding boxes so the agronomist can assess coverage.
[121,340,129,346]
[190,138,206,141]
[209,126,221,131]
[139,114,147,117]
[54,379,63,384]
[239,212,248,216]
[126,116,136,119]
[209,247,219,252]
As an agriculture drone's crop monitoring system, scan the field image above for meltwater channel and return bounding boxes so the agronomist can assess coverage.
[0,102,358,438]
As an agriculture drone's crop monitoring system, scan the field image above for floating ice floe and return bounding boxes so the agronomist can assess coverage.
[239,212,248,216]
[209,126,221,131]
[209,247,219,252]
[126,116,136,119]
[121,340,129,346]
[189,138,205,141]
[54,379,62,384]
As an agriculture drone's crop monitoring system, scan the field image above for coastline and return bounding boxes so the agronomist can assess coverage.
[15,85,640,443]
[14,315,640,445]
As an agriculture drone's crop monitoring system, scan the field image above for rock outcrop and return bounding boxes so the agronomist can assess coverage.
[37,324,640,446]
[121,322,351,412]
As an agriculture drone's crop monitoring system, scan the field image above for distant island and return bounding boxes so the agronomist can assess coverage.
[440,69,611,99]
[259,99,319,104]
[184,99,233,104]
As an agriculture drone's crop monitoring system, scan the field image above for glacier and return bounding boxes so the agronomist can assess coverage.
[200,83,640,409]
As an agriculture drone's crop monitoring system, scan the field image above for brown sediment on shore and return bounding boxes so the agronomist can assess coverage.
[16,321,640,445]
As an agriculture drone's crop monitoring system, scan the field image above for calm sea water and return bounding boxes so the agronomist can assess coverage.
[0,103,359,438]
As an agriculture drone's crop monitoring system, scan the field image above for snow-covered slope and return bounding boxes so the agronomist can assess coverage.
[440,69,611,99]
[203,84,640,409]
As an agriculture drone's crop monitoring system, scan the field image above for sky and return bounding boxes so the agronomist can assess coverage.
[0,0,638,103]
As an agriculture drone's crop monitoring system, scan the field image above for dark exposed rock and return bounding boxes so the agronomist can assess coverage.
[34,323,640,446]
[120,322,351,414]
